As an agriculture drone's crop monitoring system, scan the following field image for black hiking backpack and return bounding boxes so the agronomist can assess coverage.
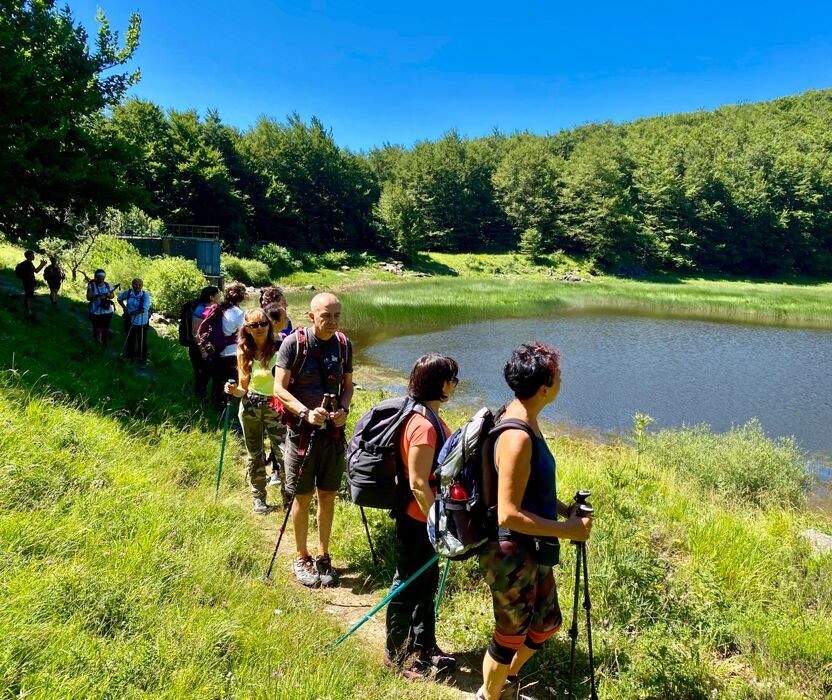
[178,300,199,347]
[347,396,445,510]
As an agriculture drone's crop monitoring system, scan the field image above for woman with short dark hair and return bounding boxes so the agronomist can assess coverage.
[385,353,459,680]
[476,343,593,700]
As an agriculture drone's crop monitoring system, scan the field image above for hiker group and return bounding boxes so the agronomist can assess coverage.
[179,281,595,700]
[15,254,152,366]
[17,252,596,698]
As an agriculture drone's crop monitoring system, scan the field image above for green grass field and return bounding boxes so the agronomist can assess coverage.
[1,240,831,698]
[266,251,832,336]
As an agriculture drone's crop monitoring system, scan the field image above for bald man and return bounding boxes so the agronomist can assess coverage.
[274,292,353,588]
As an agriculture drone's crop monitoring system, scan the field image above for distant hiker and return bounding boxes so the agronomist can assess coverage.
[476,343,593,700]
[260,286,293,335]
[86,269,115,346]
[186,285,221,402]
[42,255,65,307]
[118,278,151,366]
[224,307,285,513]
[207,282,247,408]
[14,250,46,317]
[273,292,353,588]
[385,353,459,679]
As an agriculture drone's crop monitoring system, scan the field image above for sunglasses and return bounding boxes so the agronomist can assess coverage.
[450,377,459,387]
[246,321,270,329]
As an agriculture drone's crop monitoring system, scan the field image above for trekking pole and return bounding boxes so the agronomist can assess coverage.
[359,506,379,566]
[263,395,328,582]
[568,540,582,700]
[581,541,598,700]
[120,318,135,359]
[331,553,441,648]
[567,490,595,700]
[214,380,236,500]
[434,557,451,615]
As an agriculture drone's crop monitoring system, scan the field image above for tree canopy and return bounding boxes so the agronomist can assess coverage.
[3,3,830,276]
[0,0,140,238]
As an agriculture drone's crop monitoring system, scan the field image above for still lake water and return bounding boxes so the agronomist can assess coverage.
[364,313,832,455]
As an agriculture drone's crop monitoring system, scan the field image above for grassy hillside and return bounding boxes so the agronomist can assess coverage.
[1,245,831,699]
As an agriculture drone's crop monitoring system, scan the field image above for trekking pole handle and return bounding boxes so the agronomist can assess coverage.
[573,489,594,517]
[571,490,594,544]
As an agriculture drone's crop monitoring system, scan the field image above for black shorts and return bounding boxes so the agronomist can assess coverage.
[22,282,35,299]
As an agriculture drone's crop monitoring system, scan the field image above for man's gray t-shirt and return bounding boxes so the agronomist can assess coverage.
[276,329,353,410]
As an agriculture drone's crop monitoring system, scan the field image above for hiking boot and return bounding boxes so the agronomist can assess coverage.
[422,645,456,673]
[293,555,320,588]
[315,553,339,588]
[384,654,431,680]
[252,497,269,514]
[268,470,282,487]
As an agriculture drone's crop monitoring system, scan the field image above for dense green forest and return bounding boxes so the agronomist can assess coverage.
[3,2,832,276]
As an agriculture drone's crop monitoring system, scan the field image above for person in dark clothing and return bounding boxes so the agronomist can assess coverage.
[189,285,221,401]
[14,250,46,317]
[42,256,65,307]
[476,343,593,700]
[385,353,459,680]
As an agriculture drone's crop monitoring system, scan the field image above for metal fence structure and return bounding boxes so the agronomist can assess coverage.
[119,225,222,284]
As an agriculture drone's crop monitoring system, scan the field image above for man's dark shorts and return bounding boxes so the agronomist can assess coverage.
[284,428,345,494]
[22,282,35,299]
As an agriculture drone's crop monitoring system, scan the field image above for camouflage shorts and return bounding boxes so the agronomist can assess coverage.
[477,539,562,647]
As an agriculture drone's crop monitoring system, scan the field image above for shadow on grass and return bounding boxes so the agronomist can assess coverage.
[410,253,460,277]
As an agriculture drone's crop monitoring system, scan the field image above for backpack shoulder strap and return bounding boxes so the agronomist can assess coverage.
[335,331,348,367]
[489,419,539,471]
[290,326,308,380]
[413,403,447,456]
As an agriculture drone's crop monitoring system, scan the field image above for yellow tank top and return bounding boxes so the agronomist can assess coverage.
[249,354,277,396]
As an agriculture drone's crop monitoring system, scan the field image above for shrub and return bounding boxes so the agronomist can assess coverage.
[640,419,810,507]
[87,235,143,289]
[87,235,142,271]
[253,243,298,276]
[221,255,272,286]
[103,206,165,238]
[317,250,350,269]
[519,227,543,262]
[142,256,206,317]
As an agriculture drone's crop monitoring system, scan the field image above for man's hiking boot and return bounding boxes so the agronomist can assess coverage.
[423,645,456,673]
[252,497,269,514]
[268,470,282,487]
[315,553,339,587]
[293,555,320,587]
[384,654,431,680]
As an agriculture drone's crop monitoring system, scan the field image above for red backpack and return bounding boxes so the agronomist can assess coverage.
[272,326,348,430]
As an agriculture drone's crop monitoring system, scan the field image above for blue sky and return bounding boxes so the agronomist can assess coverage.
[74,0,832,151]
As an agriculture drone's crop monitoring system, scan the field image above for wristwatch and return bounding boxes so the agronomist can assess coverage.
[298,408,309,423]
